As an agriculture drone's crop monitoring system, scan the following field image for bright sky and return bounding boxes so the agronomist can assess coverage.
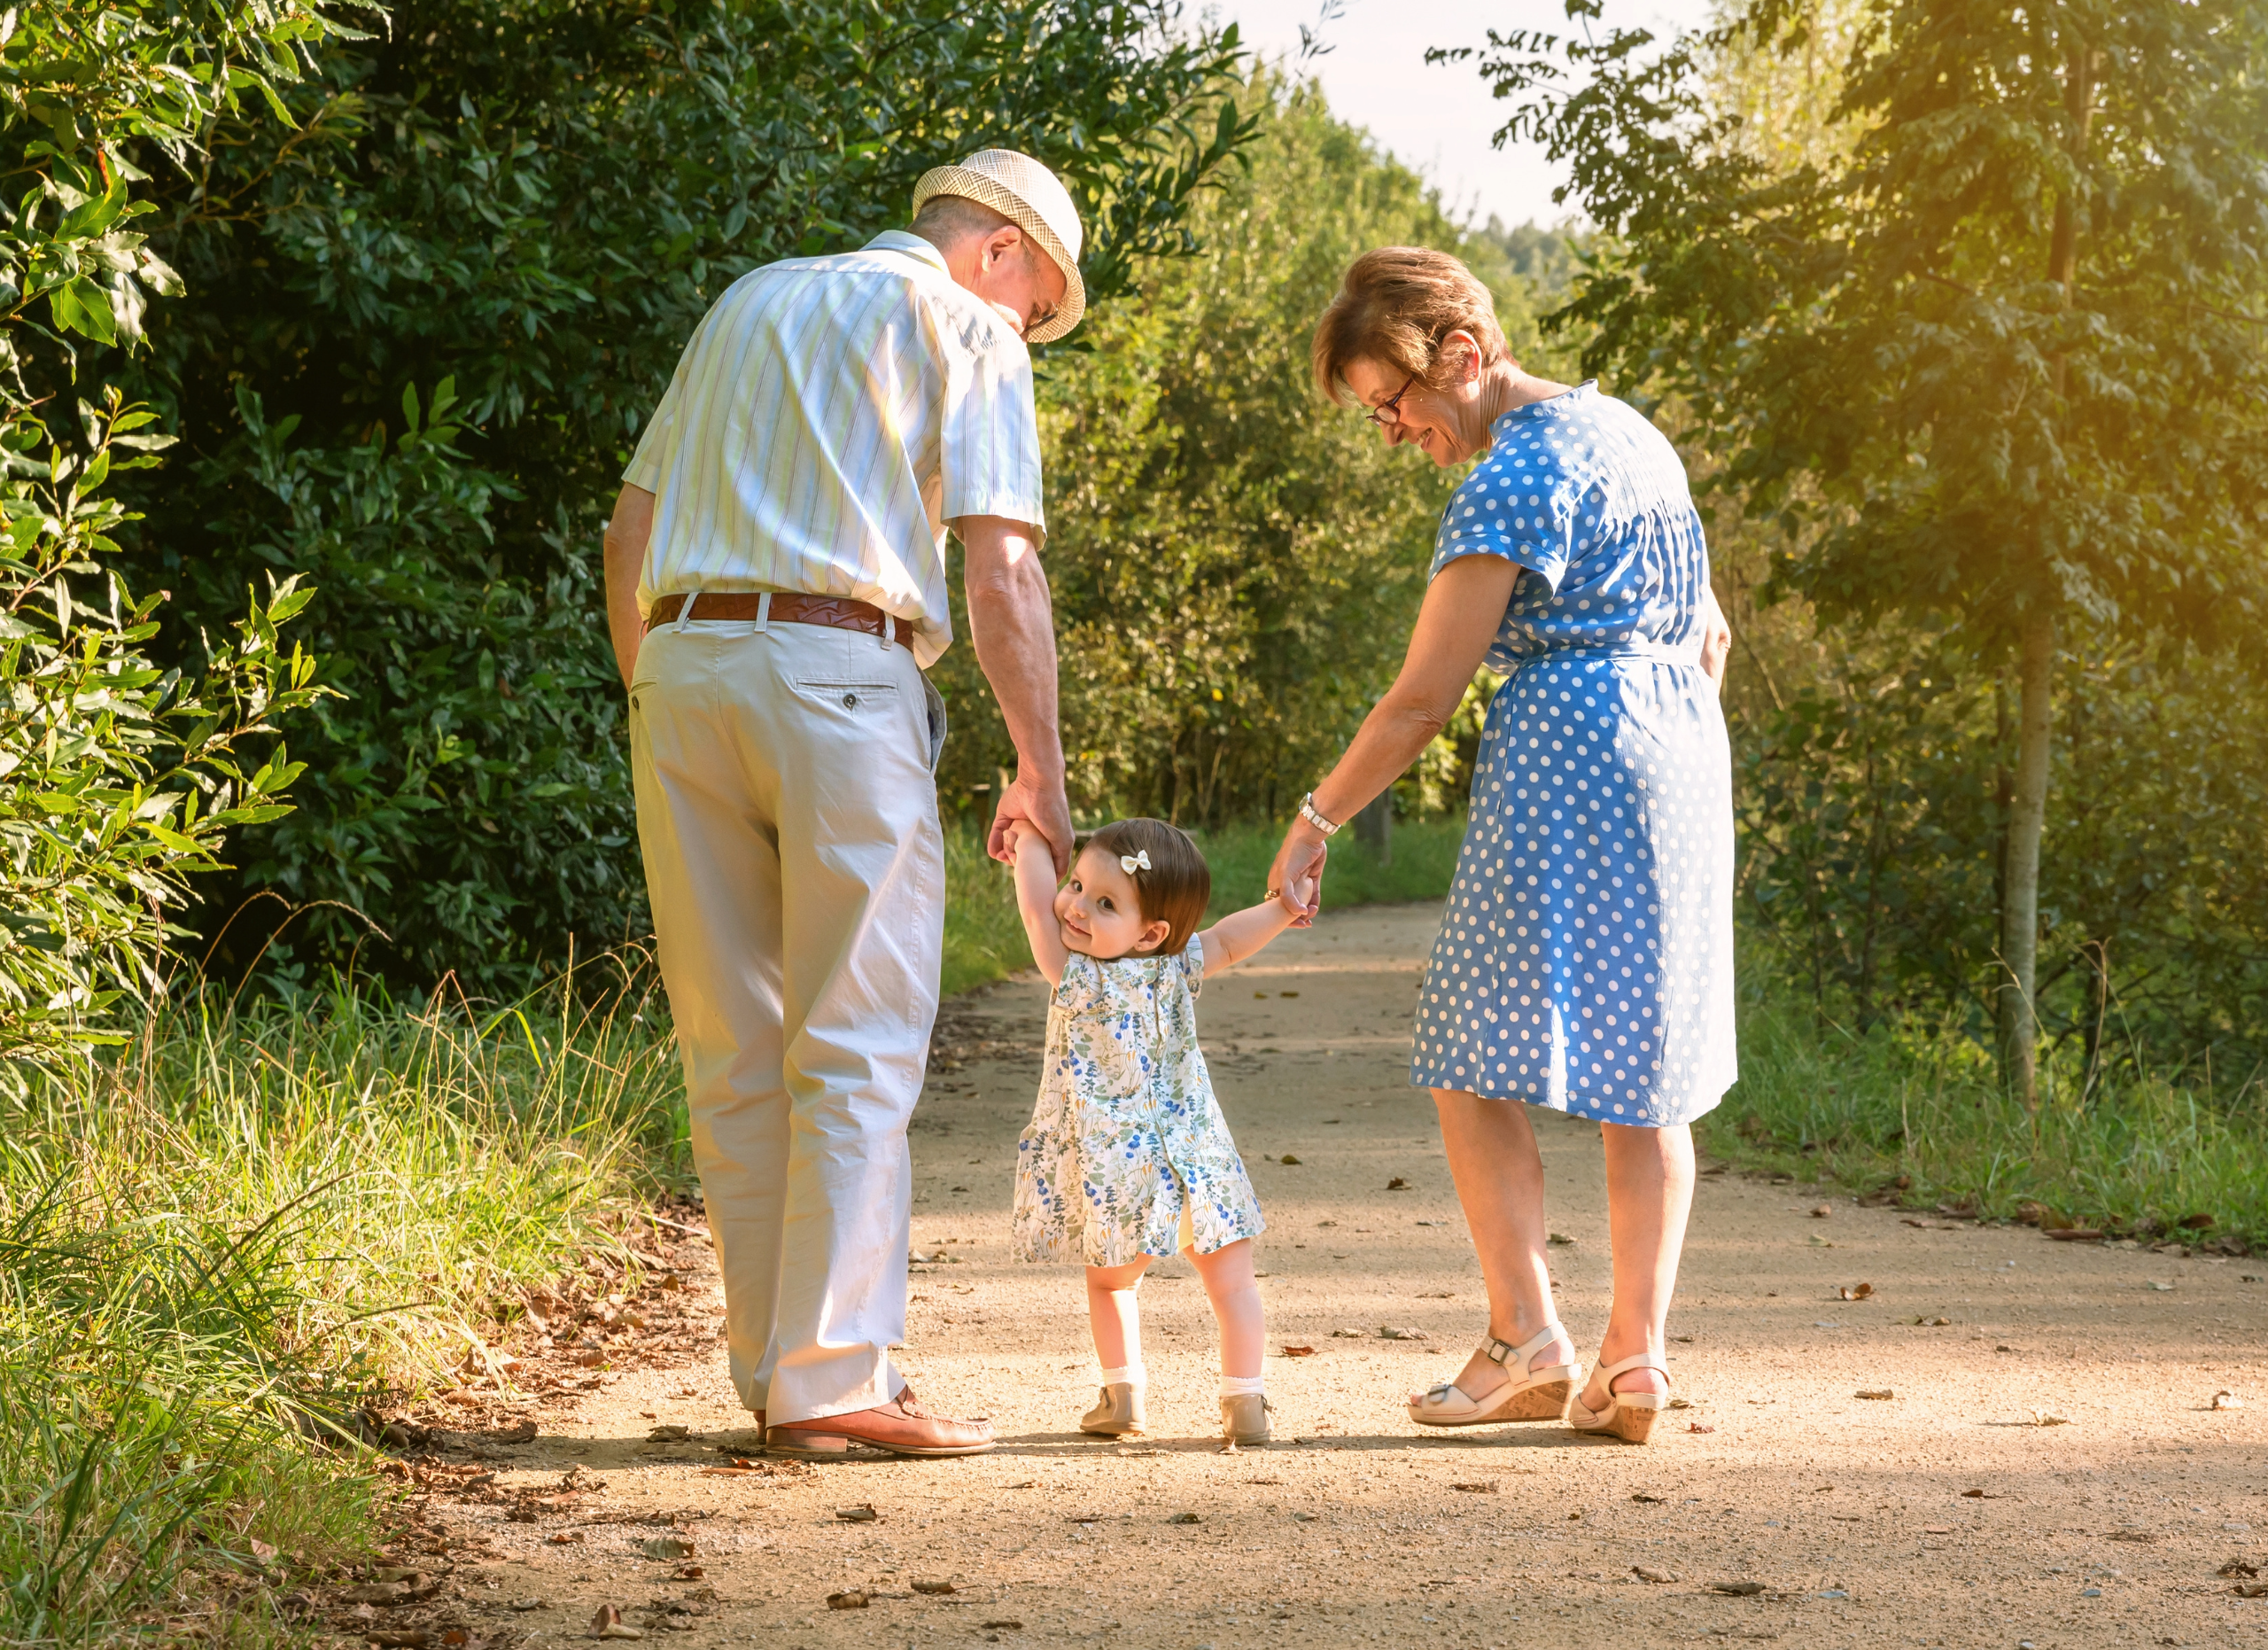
[1215,0,1719,230]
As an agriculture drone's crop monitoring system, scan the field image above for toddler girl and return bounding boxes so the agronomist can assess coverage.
[1004,817,1311,1445]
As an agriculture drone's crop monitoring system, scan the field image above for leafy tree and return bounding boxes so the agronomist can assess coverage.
[0,2,338,1085]
[106,0,1255,989]
[1452,0,2268,1102]
[930,72,1559,826]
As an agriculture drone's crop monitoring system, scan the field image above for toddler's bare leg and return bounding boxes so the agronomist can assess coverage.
[1186,1238,1263,1379]
[1085,1258,1153,1370]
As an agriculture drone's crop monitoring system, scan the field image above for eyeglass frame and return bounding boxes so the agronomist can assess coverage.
[1363,373,1418,428]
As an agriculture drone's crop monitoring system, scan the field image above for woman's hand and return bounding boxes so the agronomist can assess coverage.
[1268,821,1329,928]
[1699,586,1731,695]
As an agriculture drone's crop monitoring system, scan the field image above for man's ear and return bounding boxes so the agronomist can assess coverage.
[1130,917,1174,954]
[979,222,1026,272]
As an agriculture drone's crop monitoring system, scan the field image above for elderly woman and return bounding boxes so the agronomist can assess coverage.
[1269,248,1734,1444]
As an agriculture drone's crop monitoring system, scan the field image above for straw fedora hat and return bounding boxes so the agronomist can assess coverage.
[912,148,1085,344]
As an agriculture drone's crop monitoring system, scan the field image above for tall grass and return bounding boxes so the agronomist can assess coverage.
[1704,972,2268,1249]
[0,961,686,1649]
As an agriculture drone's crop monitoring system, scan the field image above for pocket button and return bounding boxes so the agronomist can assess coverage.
[842,691,858,709]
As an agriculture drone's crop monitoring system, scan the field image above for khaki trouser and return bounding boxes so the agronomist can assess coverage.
[629,612,945,1425]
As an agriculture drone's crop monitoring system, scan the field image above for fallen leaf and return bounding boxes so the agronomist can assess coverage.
[495,1420,538,1444]
[2236,1584,2268,1599]
[637,1537,695,1560]
[2029,1411,2071,1427]
[1278,1154,1303,1165]
[1166,1512,1201,1525]
[509,1598,546,1612]
[2047,1228,2104,1241]
[246,1537,278,1565]
[1451,1482,1497,1494]
[2177,1212,2215,1230]
[547,1532,585,1546]
[1379,1326,1429,1342]
[1960,1489,2002,1499]
[912,1580,957,1595]
[1901,1218,1928,1228]
[1713,1581,1767,1596]
[2210,1391,2244,1411]
[1855,1389,1894,1401]
[1548,1232,1576,1246]
[835,1505,880,1524]
[1331,1327,1364,1338]
[671,1565,703,1581]
[825,1591,870,1611]
[2217,1561,2259,1579]
[590,1604,625,1636]
[2144,1280,2176,1291]
[1279,1344,1317,1358]
[647,1425,690,1442]
[1686,1422,1715,1434]
[1633,1566,1679,1584]
[1807,1234,1835,1247]
[1414,1218,1445,1227]
[1810,1205,1833,1218]
[1386,1177,1409,1190]
[1666,1397,1694,1409]
[1630,1493,1666,1503]
[1838,1282,1875,1301]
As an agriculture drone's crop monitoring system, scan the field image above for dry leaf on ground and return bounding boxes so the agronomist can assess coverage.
[1278,1154,1303,1165]
[1855,1389,1894,1400]
[2029,1410,2072,1427]
[2210,1390,2244,1410]
[1839,1282,1875,1301]
[825,1591,870,1611]
[1687,1422,1715,1434]
[2234,1584,2268,1599]
[1451,1482,1497,1493]
[2216,1561,2259,1579]
[1386,1177,1409,1189]
[636,1537,694,1560]
[1379,1326,1428,1341]
[1630,1493,1666,1504]
[835,1505,879,1523]
[1713,1581,1767,1596]
[913,1580,957,1595]
[1633,1566,1679,1584]
[647,1424,690,1442]
[1279,1343,1317,1357]
[1810,1205,1833,1218]
[1166,1512,1201,1524]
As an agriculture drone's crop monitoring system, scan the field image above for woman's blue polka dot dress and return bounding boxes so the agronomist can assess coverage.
[1410,383,1736,1126]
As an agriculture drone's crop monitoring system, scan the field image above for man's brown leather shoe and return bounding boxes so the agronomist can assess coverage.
[764,1386,994,1458]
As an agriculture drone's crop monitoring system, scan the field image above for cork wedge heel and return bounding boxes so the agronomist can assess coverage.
[1565,1351,1671,1444]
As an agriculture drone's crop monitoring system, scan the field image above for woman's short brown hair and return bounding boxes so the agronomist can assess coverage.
[1311,246,1509,403]
[1084,818,1210,957]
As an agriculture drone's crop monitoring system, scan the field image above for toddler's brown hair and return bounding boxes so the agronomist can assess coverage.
[1085,818,1210,957]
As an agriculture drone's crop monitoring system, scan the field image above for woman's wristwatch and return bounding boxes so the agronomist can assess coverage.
[1298,791,1342,837]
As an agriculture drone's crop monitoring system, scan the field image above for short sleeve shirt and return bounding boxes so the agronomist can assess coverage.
[624,230,1045,667]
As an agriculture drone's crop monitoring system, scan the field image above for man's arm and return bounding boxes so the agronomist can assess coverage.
[955,514,1071,873]
[603,485,656,691]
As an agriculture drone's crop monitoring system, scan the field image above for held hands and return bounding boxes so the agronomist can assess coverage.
[989,768,1074,875]
[1268,822,1329,930]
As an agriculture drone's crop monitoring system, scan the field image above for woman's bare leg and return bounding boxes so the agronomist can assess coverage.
[1185,1238,1263,1379]
[1085,1257,1153,1371]
[1426,1088,1571,1399]
[1580,1121,1696,1406]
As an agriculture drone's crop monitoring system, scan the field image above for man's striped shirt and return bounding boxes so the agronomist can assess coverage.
[625,230,1045,668]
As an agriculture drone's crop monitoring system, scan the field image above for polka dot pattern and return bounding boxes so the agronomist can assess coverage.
[1410,383,1736,1126]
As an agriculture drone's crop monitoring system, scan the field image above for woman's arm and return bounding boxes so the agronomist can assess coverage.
[1009,825,1072,986]
[1194,868,1318,973]
[1267,554,1522,919]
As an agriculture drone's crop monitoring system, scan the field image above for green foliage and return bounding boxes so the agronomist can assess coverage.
[0,959,685,1648]
[2,1,343,1085]
[113,0,1257,988]
[934,75,1544,825]
[1705,965,2268,1250]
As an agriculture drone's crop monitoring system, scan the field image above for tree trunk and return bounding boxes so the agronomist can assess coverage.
[1997,607,2054,1108]
[1354,789,1392,867]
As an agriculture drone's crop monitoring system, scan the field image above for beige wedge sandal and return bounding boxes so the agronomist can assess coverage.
[1407,1323,1583,1428]
[1566,1351,1670,1444]
[1080,1381,1146,1437]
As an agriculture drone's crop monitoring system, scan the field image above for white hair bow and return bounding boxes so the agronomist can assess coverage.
[1119,849,1152,875]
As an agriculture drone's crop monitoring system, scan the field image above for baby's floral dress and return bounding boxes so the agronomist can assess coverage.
[1012,936,1265,1266]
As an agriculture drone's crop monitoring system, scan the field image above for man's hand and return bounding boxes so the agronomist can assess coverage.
[958,513,1071,873]
[990,768,1074,871]
[603,484,656,691]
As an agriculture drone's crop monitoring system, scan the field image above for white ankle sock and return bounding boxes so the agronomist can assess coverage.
[1218,1374,1266,1399]
[1099,1364,1146,1388]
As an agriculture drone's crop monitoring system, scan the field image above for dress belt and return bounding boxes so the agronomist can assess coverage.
[645,591,898,641]
[1507,637,1703,668]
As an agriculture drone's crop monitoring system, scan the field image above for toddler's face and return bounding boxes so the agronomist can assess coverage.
[1053,846,1170,960]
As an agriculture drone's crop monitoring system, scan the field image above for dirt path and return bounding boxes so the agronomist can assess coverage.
[391,905,2265,1650]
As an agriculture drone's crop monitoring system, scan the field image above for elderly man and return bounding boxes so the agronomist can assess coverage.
[602,151,1082,1458]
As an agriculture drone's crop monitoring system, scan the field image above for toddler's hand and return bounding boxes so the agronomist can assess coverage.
[1284,870,1319,914]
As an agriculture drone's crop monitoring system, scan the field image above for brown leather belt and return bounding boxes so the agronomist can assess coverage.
[645,591,898,640]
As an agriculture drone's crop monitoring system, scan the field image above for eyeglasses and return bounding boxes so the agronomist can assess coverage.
[1364,375,1418,427]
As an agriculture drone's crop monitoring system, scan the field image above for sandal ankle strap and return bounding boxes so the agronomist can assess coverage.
[1480,1322,1572,1374]
[1591,1350,1669,1382]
